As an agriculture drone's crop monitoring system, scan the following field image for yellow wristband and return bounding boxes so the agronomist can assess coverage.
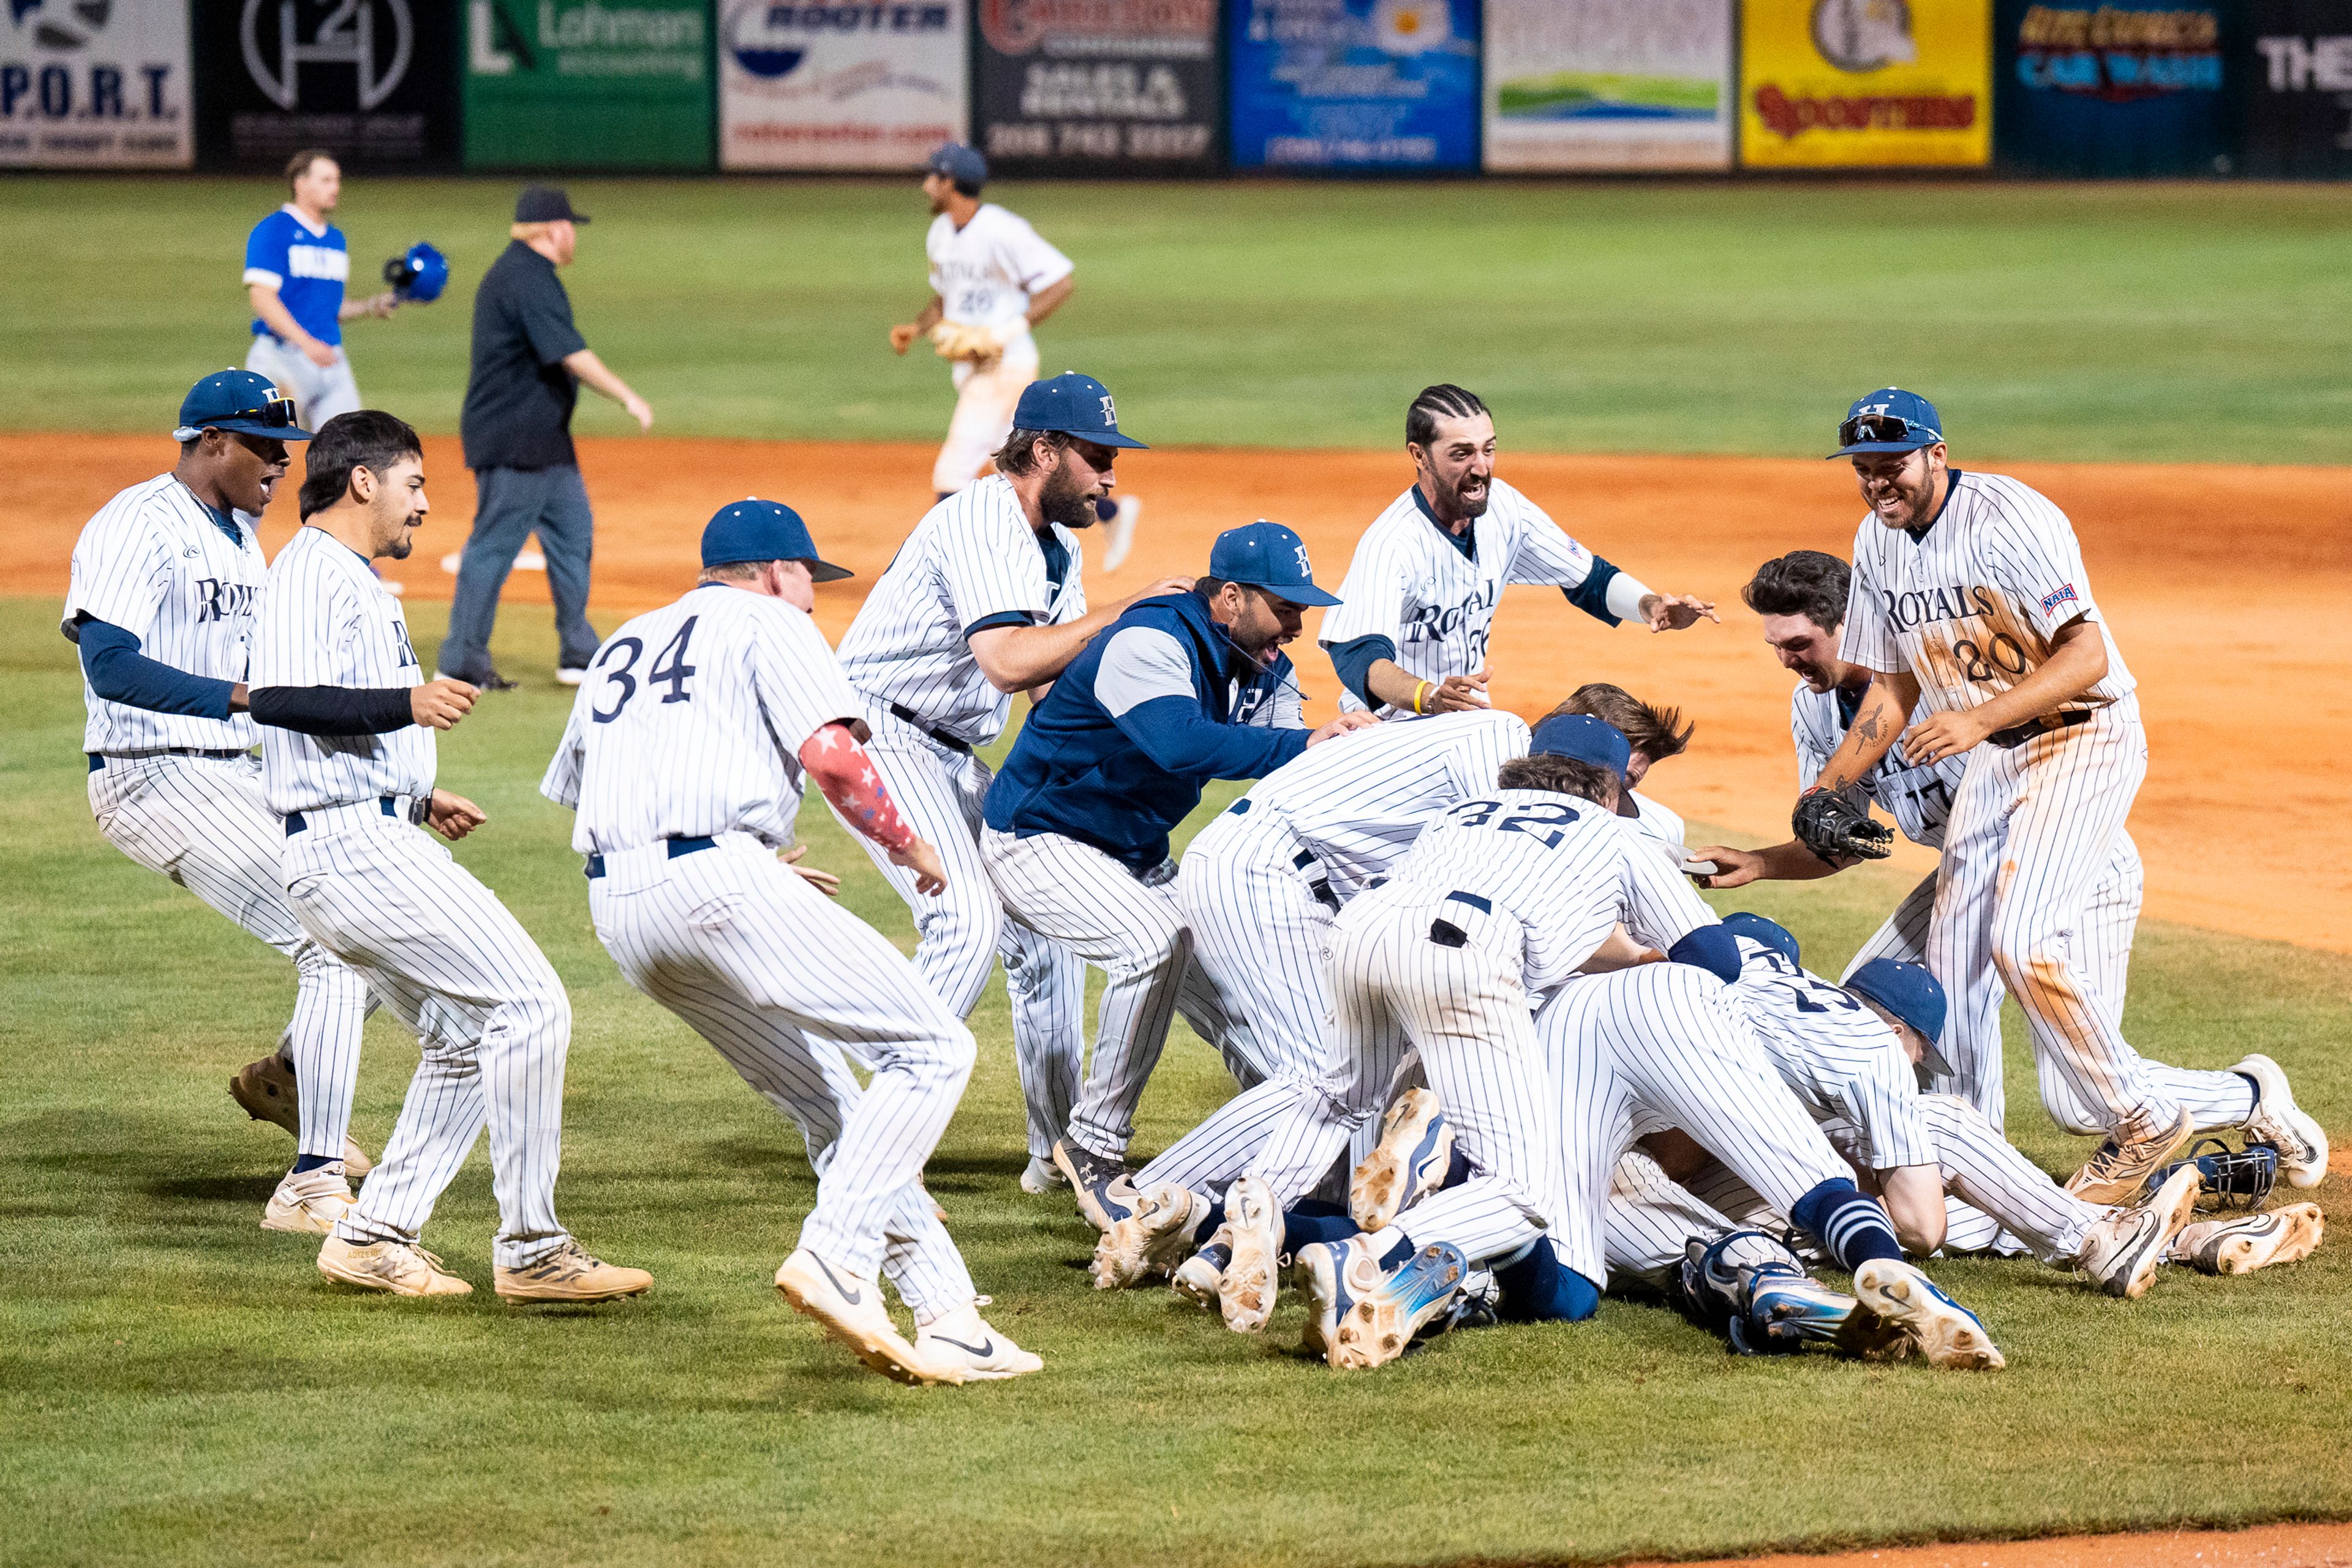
[1412,680,1430,715]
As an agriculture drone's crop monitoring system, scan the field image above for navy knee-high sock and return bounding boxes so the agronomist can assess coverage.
[1790,1178,1905,1270]
[1493,1240,1601,1322]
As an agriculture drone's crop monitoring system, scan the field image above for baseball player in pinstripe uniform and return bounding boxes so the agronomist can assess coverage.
[249,410,647,1304]
[1793,391,2328,1202]
[543,499,1038,1385]
[62,370,374,1233]
[1320,384,1716,719]
[1548,682,1702,860]
[983,520,1375,1217]
[834,373,1192,1194]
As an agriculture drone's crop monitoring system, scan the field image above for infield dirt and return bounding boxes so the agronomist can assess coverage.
[8,433,2346,954]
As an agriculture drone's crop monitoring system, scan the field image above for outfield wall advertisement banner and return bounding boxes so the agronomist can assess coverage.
[1995,2,2236,176]
[464,0,713,170]
[1229,0,1480,172]
[1483,0,1732,172]
[720,1,966,171]
[2241,0,2352,176]
[1740,0,1992,168]
[2,0,191,167]
[194,0,460,171]
[973,0,1221,176]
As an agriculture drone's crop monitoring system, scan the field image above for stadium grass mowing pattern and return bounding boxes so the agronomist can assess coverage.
[1,176,2350,464]
[3,596,2348,1567]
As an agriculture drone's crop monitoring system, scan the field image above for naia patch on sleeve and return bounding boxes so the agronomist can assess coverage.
[2040,583,2080,616]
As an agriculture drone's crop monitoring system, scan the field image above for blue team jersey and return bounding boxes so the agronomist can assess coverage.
[243,206,348,347]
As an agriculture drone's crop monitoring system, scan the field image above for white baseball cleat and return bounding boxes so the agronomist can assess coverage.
[554,666,587,687]
[2233,1055,2330,1189]
[262,1161,356,1235]
[1099,494,1141,572]
[317,1235,472,1297]
[1019,1155,1070,1195]
[1092,1183,1210,1290]
[1171,1227,1232,1313]
[914,1301,1043,1382]
[1218,1175,1286,1334]
[1297,1234,1469,1372]
[2076,1164,2201,1298]
[2065,1106,2195,1206]
[777,1248,962,1386]
[2173,1203,2326,1275]
[1851,1259,2003,1370]
[1350,1088,1454,1233]
[495,1240,654,1303]
[228,1052,373,1178]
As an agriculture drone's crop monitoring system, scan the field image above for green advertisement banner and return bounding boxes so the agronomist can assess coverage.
[464,0,713,170]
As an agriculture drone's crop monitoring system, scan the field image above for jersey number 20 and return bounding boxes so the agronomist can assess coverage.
[590,617,698,723]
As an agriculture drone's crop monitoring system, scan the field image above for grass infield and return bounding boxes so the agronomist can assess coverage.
[4,596,2348,1567]
[2,177,2350,462]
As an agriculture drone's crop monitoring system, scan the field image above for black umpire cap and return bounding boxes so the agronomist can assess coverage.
[514,184,589,224]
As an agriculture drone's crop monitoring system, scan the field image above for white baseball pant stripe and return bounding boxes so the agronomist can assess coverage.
[1913,1093,2094,1265]
[832,715,1085,1161]
[590,835,976,1284]
[1602,1149,1737,1292]
[91,753,372,1163]
[284,811,570,1269]
[244,335,362,428]
[933,340,1039,495]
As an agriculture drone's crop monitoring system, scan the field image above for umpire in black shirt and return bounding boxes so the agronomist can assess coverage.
[440,184,652,689]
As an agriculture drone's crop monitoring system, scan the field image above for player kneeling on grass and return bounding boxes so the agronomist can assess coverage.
[542,499,1038,1387]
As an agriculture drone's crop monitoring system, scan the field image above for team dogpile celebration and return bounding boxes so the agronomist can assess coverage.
[62,144,2330,1390]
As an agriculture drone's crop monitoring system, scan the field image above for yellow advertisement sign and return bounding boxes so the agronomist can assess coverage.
[1740,0,1992,167]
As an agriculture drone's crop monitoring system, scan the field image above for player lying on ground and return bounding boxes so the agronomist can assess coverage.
[543,499,1039,1387]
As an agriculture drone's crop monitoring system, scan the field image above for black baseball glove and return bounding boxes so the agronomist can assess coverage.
[1792,786,1893,862]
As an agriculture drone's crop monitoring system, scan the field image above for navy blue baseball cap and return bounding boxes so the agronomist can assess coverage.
[1210,520,1341,608]
[1528,713,1631,777]
[1720,911,1800,967]
[926,141,988,189]
[1014,372,1147,450]
[701,499,853,582]
[1829,388,1945,459]
[1666,925,1743,985]
[1845,959,1953,1074]
[174,369,312,442]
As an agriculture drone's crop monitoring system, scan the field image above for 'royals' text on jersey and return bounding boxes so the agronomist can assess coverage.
[543,586,862,854]
[1727,938,1935,1171]
[244,206,349,347]
[1791,682,1963,849]
[63,473,266,755]
[1384,788,1716,992]
[1842,470,2135,718]
[1238,709,1531,897]
[1319,478,1605,715]
[835,477,1087,746]
[250,526,432,813]
[926,203,1072,330]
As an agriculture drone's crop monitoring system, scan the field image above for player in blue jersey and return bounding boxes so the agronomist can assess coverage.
[243,151,401,430]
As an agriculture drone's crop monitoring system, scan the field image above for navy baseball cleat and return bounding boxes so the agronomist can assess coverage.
[1297,1235,1468,1371]
[1052,1140,1139,1232]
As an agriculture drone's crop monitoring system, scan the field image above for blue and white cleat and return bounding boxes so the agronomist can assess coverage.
[1052,1140,1140,1233]
[1297,1234,1469,1371]
[1171,1227,1232,1313]
[2234,1054,2330,1189]
[1852,1258,2004,1371]
[1735,1263,1868,1356]
[1349,1088,1454,1233]
[1218,1175,1286,1333]
[1092,1183,1211,1290]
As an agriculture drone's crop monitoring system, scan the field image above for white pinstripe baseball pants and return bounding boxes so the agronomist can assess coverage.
[1174,810,1336,1085]
[592,835,978,1293]
[282,810,570,1269]
[834,710,1086,1161]
[1600,1149,1741,1290]
[91,753,371,1164]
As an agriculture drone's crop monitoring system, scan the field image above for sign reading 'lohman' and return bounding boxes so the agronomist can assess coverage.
[465,0,712,170]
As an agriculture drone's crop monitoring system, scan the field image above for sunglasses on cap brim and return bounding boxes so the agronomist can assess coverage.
[1838,413,1943,450]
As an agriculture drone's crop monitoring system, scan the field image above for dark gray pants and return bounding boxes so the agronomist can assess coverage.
[440,464,598,680]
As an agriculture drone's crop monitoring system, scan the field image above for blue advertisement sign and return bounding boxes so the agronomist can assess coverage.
[1994,0,2242,175]
[1229,0,1481,172]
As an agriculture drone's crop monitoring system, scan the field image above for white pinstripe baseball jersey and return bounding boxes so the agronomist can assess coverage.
[1791,682,1963,850]
[1319,478,1607,715]
[251,526,431,814]
[927,203,1072,330]
[835,476,1086,746]
[1235,709,1531,897]
[62,473,264,753]
[543,586,862,854]
[1841,470,2135,715]
[1727,937,1935,1171]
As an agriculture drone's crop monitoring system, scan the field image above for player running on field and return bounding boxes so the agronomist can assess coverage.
[62,369,375,1232]
[833,374,1192,1195]
[1796,390,2328,1204]
[241,151,401,429]
[1320,384,1716,718]
[544,499,1037,1385]
[250,410,647,1305]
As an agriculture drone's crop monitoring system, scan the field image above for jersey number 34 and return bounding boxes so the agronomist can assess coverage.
[591,617,698,723]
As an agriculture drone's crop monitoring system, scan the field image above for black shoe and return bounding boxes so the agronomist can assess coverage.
[436,667,517,692]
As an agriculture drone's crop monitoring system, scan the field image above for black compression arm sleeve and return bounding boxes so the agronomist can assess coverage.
[248,685,417,736]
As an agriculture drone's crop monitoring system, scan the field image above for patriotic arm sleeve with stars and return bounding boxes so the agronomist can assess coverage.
[799,722,916,851]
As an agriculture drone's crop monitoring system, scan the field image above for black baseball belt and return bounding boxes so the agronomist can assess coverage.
[888,703,972,755]
[584,835,718,879]
[1986,709,2093,750]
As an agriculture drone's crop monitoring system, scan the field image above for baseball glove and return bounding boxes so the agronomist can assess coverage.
[1792,786,1894,862]
[930,320,1012,362]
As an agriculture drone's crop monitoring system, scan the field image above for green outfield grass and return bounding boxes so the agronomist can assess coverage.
[4,594,2348,1568]
[2,177,2349,462]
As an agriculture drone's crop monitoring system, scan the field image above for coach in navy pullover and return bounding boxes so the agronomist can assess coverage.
[986,520,1356,873]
